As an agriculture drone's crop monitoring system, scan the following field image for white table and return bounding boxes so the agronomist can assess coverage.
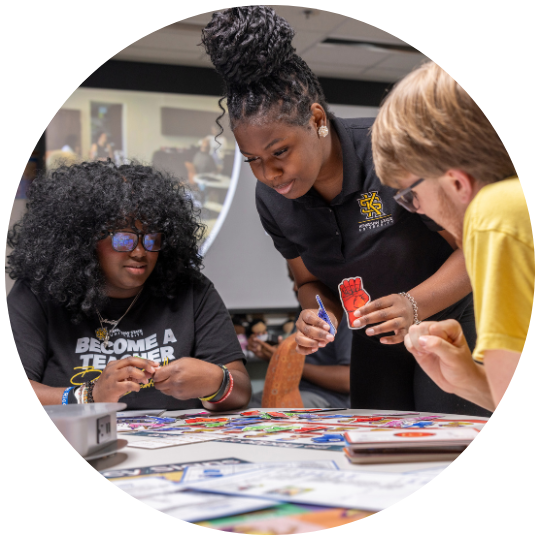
[94,408,487,475]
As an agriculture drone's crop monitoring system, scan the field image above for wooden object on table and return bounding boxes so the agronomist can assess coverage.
[261,335,305,408]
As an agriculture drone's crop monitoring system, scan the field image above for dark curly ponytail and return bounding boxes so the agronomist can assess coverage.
[201,6,331,130]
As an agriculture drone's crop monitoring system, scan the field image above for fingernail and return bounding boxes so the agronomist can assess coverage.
[352,319,361,328]
[326,334,334,341]
[323,324,330,330]
[418,336,428,347]
[354,310,361,317]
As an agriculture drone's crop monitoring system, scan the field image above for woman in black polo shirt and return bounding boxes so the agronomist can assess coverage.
[202,6,488,415]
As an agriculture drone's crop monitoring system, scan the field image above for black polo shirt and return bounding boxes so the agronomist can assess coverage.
[256,117,470,321]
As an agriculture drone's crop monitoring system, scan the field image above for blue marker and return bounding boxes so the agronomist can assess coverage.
[316,295,336,335]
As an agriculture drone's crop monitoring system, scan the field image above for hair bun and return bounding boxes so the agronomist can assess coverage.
[202,6,296,87]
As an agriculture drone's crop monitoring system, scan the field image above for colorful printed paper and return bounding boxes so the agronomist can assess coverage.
[187,467,434,511]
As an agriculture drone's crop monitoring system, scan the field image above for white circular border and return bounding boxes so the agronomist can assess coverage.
[1,2,538,539]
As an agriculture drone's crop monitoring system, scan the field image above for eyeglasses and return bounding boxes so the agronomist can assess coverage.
[109,231,164,252]
[393,178,425,212]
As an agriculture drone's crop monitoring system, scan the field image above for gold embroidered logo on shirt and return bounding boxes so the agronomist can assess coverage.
[358,191,383,219]
[357,191,393,232]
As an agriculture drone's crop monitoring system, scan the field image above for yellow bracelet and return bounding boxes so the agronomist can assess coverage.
[199,388,221,402]
[199,365,227,401]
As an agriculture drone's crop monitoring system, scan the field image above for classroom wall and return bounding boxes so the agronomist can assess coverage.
[56,88,232,162]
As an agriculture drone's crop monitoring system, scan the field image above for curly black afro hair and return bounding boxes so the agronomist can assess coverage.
[201,5,331,131]
[7,160,206,322]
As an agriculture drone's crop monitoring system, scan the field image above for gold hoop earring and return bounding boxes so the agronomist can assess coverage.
[318,125,329,138]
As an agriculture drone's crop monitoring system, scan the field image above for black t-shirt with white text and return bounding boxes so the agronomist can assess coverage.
[8,276,245,410]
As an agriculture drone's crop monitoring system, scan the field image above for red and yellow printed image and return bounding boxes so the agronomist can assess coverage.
[339,277,371,329]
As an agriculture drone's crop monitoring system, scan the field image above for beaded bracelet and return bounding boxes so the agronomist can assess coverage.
[71,379,98,404]
[399,292,421,325]
[209,371,234,405]
[86,379,96,403]
[74,386,84,404]
[82,384,89,404]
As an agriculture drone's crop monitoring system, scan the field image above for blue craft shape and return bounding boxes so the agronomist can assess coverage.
[316,295,336,335]
[311,433,345,443]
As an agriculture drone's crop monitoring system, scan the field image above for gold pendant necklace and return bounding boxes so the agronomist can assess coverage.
[96,327,109,343]
[95,288,144,347]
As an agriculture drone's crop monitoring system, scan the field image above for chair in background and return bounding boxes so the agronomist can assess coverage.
[261,335,305,408]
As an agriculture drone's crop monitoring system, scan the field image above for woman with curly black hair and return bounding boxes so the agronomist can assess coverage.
[7,160,251,410]
[202,6,489,415]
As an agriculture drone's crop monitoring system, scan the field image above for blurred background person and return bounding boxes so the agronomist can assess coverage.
[193,137,218,175]
[90,131,113,161]
[201,124,228,172]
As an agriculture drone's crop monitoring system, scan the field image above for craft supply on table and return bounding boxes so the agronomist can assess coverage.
[196,503,374,534]
[117,409,166,418]
[316,295,337,335]
[127,432,231,449]
[103,457,250,482]
[185,467,435,512]
[116,409,487,451]
[343,428,479,464]
[116,416,175,423]
[107,409,486,530]
[118,423,172,432]
[106,456,442,520]
[113,476,277,522]
[181,460,339,484]
[311,434,346,443]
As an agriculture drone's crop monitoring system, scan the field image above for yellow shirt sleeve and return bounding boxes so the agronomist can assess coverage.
[463,178,535,362]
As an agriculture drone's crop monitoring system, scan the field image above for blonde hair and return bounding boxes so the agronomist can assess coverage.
[371,61,515,186]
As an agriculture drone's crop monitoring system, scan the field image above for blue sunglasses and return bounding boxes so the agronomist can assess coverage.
[109,231,164,252]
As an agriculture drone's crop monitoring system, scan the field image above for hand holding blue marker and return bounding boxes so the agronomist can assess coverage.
[316,295,336,336]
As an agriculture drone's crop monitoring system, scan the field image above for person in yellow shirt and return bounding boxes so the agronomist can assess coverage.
[369,61,534,411]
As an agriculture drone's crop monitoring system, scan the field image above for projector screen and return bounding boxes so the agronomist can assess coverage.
[42,88,238,254]
[8,87,378,312]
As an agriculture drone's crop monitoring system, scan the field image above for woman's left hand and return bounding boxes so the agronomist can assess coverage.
[352,293,415,344]
[153,357,223,401]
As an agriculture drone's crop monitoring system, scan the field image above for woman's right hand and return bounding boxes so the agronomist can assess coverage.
[295,309,336,355]
[92,356,159,402]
